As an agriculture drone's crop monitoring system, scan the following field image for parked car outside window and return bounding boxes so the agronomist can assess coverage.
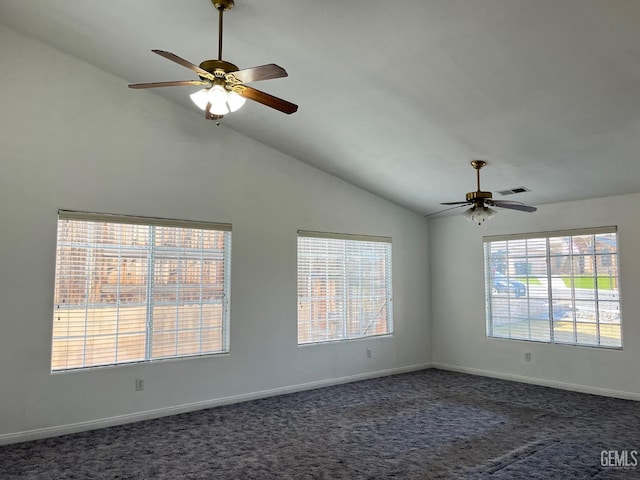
[492,272,526,297]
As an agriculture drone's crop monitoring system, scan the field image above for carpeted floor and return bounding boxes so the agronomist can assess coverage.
[1,369,639,479]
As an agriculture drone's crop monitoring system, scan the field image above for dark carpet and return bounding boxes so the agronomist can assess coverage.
[1,369,639,479]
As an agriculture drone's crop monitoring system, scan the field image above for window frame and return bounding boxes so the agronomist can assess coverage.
[51,210,232,372]
[296,230,393,345]
[484,226,622,349]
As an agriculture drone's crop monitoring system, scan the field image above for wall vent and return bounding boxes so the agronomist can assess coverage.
[497,186,530,196]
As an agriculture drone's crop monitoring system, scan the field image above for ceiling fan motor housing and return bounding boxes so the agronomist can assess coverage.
[212,0,234,11]
[466,191,493,202]
[198,60,239,79]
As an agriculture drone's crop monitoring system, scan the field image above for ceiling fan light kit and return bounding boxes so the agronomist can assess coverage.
[439,160,537,224]
[463,205,496,225]
[128,0,298,122]
[190,84,246,115]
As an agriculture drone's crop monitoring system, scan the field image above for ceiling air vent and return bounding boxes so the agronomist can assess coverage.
[497,186,531,196]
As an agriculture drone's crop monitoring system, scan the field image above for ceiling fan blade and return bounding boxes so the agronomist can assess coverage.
[498,204,537,213]
[228,64,288,84]
[440,201,471,205]
[235,86,298,114]
[426,204,471,217]
[489,200,537,212]
[152,50,215,81]
[128,80,210,89]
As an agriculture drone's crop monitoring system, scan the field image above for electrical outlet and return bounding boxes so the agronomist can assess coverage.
[366,348,372,359]
[135,377,144,391]
[525,352,531,362]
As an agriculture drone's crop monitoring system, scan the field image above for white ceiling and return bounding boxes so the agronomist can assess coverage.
[2,0,640,215]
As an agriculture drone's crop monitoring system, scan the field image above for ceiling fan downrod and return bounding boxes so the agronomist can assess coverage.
[213,0,234,61]
[199,0,239,80]
[466,160,492,204]
[471,160,486,191]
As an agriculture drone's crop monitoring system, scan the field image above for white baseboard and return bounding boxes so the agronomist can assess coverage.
[0,362,432,446]
[431,362,640,401]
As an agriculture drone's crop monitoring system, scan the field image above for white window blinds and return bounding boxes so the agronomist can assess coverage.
[484,227,622,348]
[297,231,392,344]
[51,211,231,371]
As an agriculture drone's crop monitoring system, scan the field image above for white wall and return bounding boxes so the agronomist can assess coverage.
[0,25,431,442]
[430,193,640,399]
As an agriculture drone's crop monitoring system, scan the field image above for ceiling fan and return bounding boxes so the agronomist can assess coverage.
[128,0,298,122]
[437,160,537,224]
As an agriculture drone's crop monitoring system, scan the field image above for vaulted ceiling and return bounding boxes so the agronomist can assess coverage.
[2,0,640,215]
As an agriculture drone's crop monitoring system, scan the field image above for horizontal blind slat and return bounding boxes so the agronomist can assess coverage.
[484,225,617,243]
[297,230,391,243]
[59,210,231,232]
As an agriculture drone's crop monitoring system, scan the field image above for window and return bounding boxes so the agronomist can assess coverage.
[297,231,392,344]
[51,210,231,371]
[484,227,622,348]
